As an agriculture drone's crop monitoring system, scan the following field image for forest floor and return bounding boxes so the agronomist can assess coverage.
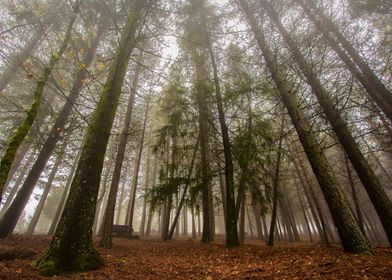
[0,235,391,279]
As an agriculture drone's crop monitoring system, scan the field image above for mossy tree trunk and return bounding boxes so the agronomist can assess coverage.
[34,0,149,275]
[0,20,104,237]
[262,0,392,246]
[0,151,36,217]
[0,4,79,207]
[99,56,143,248]
[238,0,372,254]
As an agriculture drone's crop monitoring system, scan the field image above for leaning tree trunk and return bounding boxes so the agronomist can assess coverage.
[125,98,150,234]
[0,20,104,237]
[238,0,372,254]
[344,154,365,234]
[299,0,392,120]
[167,138,198,240]
[293,176,313,242]
[34,1,148,275]
[0,27,46,92]
[262,0,392,245]
[296,0,392,122]
[0,151,35,217]
[0,4,79,206]
[47,147,82,236]
[25,137,69,235]
[99,55,143,248]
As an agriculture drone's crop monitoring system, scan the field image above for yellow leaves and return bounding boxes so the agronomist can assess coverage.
[79,63,87,70]
[98,62,106,72]
[52,52,60,60]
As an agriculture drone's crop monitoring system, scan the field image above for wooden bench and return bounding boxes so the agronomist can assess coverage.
[112,225,139,239]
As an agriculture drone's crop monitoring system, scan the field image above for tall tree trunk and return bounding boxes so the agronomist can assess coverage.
[239,196,246,244]
[0,21,104,236]
[94,158,114,236]
[267,116,284,246]
[139,140,153,238]
[47,147,81,236]
[191,206,196,239]
[1,128,37,198]
[262,0,392,245]
[115,178,127,225]
[145,154,158,237]
[125,98,150,234]
[0,151,35,217]
[246,205,254,238]
[251,198,264,240]
[0,27,46,92]
[0,4,79,206]
[238,0,372,254]
[344,154,365,234]
[296,0,392,121]
[168,139,198,240]
[34,1,148,275]
[299,0,392,119]
[99,56,143,248]
[294,176,313,242]
[205,28,239,247]
[25,138,68,235]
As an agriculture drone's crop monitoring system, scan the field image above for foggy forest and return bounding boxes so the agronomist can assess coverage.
[0,0,391,278]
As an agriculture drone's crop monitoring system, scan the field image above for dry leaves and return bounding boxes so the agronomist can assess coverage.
[0,235,391,279]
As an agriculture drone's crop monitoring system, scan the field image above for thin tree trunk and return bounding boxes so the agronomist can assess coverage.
[0,20,104,236]
[25,138,68,235]
[251,198,263,240]
[99,55,143,248]
[125,98,150,233]
[0,28,46,92]
[294,176,313,242]
[205,27,239,247]
[267,116,284,246]
[35,1,147,274]
[94,159,114,236]
[262,0,392,245]
[290,151,326,243]
[0,151,35,216]
[139,140,153,238]
[191,206,196,239]
[168,138,198,240]
[0,5,79,206]
[115,177,127,225]
[238,0,372,254]
[47,147,81,236]
[239,196,246,244]
[246,205,254,238]
[299,0,392,119]
[145,207,154,237]
[345,154,365,234]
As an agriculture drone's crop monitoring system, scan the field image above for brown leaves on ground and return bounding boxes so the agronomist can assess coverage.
[0,235,391,279]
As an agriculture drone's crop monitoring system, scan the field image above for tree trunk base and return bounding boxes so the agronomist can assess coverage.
[34,245,103,276]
